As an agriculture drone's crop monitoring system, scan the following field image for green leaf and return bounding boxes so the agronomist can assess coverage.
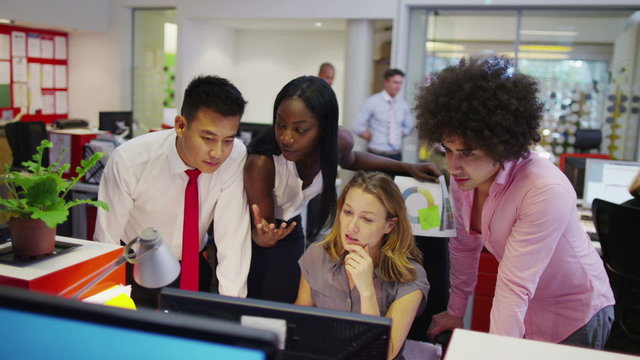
[0,139,109,226]
[0,197,26,211]
[23,176,61,209]
[30,207,69,228]
[66,199,110,211]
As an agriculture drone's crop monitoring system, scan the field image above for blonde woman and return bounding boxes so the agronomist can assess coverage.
[624,170,640,207]
[295,171,429,360]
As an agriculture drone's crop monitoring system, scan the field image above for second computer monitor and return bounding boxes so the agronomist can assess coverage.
[99,111,133,139]
[159,287,391,360]
[583,158,640,209]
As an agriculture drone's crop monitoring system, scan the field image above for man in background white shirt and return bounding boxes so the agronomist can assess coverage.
[353,69,413,161]
[94,75,251,308]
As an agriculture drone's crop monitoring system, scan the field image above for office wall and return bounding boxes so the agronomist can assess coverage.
[67,5,132,125]
[0,0,109,33]
[233,29,345,125]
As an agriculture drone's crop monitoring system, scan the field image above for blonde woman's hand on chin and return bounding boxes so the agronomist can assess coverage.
[344,244,375,295]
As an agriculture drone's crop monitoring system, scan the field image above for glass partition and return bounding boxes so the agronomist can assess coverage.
[133,8,177,135]
[406,7,640,162]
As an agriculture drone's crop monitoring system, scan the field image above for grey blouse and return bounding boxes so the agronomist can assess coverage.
[299,242,430,315]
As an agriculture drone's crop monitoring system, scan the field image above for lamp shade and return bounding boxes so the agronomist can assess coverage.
[124,227,180,289]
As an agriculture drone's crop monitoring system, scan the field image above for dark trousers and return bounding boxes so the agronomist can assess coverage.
[127,250,213,309]
[368,148,402,161]
[247,215,304,303]
[408,236,451,341]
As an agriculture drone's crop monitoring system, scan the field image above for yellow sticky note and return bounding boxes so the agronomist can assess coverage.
[418,206,440,230]
[104,293,137,310]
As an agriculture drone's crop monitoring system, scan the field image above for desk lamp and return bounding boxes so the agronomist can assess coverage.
[59,227,180,299]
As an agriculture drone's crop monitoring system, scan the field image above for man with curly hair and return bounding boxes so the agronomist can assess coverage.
[416,57,614,348]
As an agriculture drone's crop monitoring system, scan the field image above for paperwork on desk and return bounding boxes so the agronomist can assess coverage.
[394,175,456,238]
[82,284,136,310]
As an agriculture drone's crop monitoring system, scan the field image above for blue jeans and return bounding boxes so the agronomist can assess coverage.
[560,305,614,349]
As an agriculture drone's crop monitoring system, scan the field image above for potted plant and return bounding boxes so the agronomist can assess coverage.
[0,139,109,258]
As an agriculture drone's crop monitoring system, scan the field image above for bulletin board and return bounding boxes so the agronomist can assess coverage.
[0,24,68,124]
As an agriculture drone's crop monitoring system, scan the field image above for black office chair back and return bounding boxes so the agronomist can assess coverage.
[5,121,49,170]
[592,198,640,346]
[593,198,640,277]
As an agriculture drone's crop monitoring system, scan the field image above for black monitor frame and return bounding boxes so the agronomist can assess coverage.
[159,287,391,360]
[99,111,134,139]
[237,122,271,146]
[0,286,279,359]
[563,156,587,198]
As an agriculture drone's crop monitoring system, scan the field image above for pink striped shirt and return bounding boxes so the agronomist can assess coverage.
[447,152,614,342]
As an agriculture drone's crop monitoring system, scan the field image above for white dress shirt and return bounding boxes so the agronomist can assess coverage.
[272,154,322,221]
[94,130,251,297]
[353,90,413,153]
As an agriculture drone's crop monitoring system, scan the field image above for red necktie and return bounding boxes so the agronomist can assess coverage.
[180,169,201,291]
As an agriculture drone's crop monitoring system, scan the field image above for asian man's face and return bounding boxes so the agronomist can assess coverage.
[175,108,240,173]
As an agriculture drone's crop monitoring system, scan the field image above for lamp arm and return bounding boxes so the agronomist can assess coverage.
[57,255,128,299]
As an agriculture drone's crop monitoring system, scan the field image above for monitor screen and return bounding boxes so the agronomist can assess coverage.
[99,111,134,139]
[159,287,392,360]
[583,158,640,209]
[563,157,587,198]
[0,286,278,360]
[237,122,271,146]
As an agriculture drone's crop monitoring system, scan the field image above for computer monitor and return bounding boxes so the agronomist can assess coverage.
[563,156,587,198]
[99,111,134,139]
[0,285,279,360]
[159,287,392,360]
[237,122,271,146]
[583,158,640,209]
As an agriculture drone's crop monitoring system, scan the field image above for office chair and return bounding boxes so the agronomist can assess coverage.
[5,121,49,170]
[592,198,640,354]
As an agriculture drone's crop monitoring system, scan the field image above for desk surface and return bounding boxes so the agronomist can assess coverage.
[0,236,122,281]
[446,329,640,360]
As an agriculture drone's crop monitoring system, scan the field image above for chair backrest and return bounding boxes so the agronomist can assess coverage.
[592,198,640,277]
[5,121,49,170]
[592,198,640,341]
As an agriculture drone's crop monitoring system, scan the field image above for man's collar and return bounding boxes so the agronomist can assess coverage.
[166,130,193,175]
[382,90,395,101]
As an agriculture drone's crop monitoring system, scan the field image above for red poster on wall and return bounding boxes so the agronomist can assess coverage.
[0,24,68,124]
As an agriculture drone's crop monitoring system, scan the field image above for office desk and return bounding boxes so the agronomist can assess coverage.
[0,236,125,299]
[446,329,640,360]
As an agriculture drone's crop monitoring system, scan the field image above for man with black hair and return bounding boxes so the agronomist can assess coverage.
[354,68,413,161]
[95,75,251,307]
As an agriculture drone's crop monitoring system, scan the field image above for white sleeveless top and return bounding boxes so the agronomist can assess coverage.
[272,154,323,221]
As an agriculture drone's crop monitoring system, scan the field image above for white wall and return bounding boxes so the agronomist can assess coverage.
[68,31,124,124]
[233,29,345,125]
[0,0,109,32]
[177,19,237,110]
[67,4,132,124]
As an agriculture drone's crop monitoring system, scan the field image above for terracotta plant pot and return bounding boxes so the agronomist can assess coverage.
[8,218,56,258]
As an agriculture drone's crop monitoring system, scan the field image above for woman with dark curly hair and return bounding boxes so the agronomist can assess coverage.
[416,57,614,349]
